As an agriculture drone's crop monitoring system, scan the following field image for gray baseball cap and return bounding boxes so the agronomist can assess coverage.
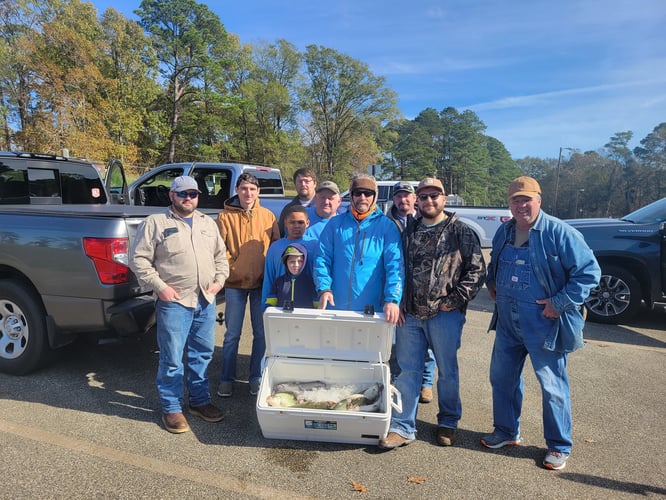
[170,176,201,192]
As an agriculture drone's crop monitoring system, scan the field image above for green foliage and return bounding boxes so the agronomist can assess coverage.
[382,107,517,206]
[300,45,398,179]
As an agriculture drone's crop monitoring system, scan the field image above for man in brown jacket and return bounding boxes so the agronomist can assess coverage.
[216,173,280,398]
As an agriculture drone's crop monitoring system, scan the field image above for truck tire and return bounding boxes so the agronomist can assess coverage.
[585,265,642,324]
[0,279,49,375]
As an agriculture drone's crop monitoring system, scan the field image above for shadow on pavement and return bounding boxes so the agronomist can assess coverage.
[558,472,666,496]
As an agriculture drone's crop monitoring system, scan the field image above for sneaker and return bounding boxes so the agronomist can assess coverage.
[217,382,233,397]
[543,450,569,470]
[436,427,456,446]
[249,380,261,396]
[188,403,224,422]
[419,387,433,403]
[162,412,190,434]
[378,432,414,450]
[480,431,521,449]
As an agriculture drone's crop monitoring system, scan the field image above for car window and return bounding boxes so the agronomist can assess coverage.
[134,167,184,206]
[0,160,106,204]
[622,197,666,224]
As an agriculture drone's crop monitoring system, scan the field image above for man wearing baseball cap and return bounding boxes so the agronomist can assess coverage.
[130,175,229,433]
[304,180,342,241]
[481,176,600,470]
[386,180,437,404]
[380,177,485,450]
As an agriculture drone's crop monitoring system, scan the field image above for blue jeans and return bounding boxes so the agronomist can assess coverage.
[389,347,437,388]
[490,295,572,454]
[220,287,264,384]
[155,294,216,414]
[422,349,436,388]
[389,310,465,439]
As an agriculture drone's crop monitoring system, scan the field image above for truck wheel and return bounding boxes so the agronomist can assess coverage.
[0,280,49,375]
[584,265,642,324]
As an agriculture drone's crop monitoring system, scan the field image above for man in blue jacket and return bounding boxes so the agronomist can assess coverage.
[481,176,600,471]
[314,174,403,324]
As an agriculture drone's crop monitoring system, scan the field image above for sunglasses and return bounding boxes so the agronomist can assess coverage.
[417,192,442,201]
[175,191,199,199]
[352,189,375,198]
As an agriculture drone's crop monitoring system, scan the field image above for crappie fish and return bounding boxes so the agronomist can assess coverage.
[274,381,328,394]
[333,395,381,412]
[362,383,382,401]
[266,391,337,410]
[266,392,298,407]
[333,383,383,412]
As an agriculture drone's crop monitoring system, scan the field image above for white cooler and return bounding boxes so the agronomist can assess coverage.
[256,307,401,445]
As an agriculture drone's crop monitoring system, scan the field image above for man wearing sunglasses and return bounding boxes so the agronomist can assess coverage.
[131,176,229,434]
[380,177,486,450]
[314,174,403,324]
[387,181,437,405]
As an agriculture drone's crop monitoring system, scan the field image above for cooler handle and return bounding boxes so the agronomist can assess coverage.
[390,384,403,413]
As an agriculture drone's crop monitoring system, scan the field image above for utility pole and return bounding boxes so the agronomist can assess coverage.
[553,147,574,217]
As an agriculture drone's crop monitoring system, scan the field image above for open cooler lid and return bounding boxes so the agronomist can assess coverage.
[263,307,393,363]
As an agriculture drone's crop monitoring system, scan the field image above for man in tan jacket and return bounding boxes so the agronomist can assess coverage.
[216,173,280,398]
[131,176,229,434]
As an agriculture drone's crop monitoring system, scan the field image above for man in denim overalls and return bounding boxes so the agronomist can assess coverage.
[481,176,600,470]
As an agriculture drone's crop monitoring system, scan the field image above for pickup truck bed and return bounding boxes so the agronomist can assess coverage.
[0,204,162,374]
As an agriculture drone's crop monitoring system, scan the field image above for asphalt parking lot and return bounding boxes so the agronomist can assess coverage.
[1,289,665,499]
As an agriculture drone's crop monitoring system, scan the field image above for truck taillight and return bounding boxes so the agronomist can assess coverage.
[83,237,130,284]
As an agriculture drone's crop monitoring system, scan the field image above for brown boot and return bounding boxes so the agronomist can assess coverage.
[188,403,224,422]
[419,387,433,403]
[436,427,456,446]
[162,412,190,434]
[378,432,414,449]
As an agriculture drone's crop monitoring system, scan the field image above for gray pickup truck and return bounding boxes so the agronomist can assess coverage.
[0,154,295,374]
[0,153,157,374]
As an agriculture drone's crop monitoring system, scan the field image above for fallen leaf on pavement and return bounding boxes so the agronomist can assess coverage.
[351,480,367,493]
[408,476,427,484]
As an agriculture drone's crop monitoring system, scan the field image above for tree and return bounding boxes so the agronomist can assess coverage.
[99,8,160,166]
[634,122,666,199]
[19,0,112,156]
[135,0,229,163]
[300,45,398,179]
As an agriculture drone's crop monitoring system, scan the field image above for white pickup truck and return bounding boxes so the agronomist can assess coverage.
[340,181,512,247]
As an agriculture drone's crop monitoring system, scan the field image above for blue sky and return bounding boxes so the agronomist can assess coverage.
[89,0,666,159]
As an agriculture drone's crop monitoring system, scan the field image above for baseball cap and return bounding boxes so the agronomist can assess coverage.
[281,244,305,263]
[316,180,340,195]
[415,177,445,194]
[170,176,201,192]
[393,181,415,195]
[508,176,541,199]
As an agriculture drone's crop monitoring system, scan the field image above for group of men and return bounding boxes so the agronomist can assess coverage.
[130,167,600,471]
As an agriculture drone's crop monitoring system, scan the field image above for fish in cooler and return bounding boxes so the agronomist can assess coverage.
[265,381,383,412]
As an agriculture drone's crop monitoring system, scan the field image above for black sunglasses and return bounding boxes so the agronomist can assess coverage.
[175,191,199,199]
[417,192,442,201]
[352,189,375,198]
